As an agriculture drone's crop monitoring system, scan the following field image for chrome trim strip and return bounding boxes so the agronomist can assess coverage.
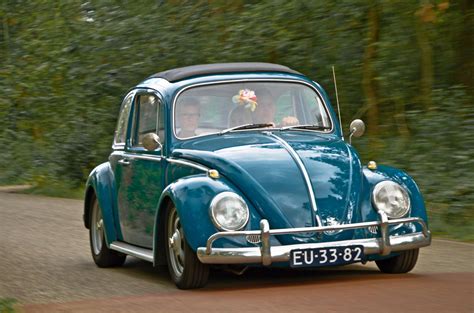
[112,143,126,150]
[167,158,209,172]
[111,151,163,162]
[109,241,154,263]
[200,216,431,265]
[197,232,431,264]
[171,78,336,140]
[267,133,323,227]
[113,152,210,173]
[125,153,162,162]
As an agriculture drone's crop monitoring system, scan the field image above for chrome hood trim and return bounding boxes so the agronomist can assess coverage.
[266,132,323,227]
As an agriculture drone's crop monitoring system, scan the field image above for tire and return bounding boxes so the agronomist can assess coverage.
[89,196,126,267]
[164,202,209,289]
[376,249,419,273]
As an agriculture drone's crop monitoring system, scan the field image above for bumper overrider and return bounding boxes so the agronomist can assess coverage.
[197,211,431,266]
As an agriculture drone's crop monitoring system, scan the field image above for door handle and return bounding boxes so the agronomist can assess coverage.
[118,158,131,166]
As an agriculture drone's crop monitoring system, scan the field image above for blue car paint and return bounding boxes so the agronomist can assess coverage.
[87,70,429,264]
[172,131,364,242]
[174,135,313,229]
[362,165,428,225]
[357,165,428,261]
[85,162,122,245]
[153,171,270,252]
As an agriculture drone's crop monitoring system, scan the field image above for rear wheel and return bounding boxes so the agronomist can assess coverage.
[376,249,419,273]
[89,196,126,267]
[165,203,209,289]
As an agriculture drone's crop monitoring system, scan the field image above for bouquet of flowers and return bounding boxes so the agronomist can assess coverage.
[232,89,258,112]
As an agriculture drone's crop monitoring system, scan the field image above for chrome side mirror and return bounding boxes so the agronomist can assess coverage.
[349,119,365,144]
[142,133,162,151]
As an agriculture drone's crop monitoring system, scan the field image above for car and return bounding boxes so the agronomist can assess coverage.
[83,62,431,289]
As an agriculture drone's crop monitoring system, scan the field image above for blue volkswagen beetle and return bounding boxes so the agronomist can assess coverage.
[84,63,431,289]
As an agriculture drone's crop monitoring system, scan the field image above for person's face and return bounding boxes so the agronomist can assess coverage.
[179,104,200,131]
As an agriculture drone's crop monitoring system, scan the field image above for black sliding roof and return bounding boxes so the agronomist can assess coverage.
[149,62,301,82]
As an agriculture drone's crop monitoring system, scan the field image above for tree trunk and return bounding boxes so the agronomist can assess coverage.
[456,0,473,96]
[415,3,434,110]
[362,2,381,156]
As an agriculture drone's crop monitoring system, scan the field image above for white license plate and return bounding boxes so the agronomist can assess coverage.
[290,245,365,268]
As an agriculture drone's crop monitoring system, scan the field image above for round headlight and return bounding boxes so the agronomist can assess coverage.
[372,181,410,218]
[210,192,249,231]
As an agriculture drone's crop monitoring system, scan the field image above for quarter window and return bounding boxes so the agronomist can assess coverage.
[114,93,134,145]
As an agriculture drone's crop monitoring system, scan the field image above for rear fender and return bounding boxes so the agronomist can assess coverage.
[84,162,121,246]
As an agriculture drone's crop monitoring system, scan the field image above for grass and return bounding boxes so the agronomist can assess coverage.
[427,202,474,243]
[21,183,85,200]
[0,298,17,313]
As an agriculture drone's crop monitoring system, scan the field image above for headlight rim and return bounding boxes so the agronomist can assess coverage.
[209,191,249,231]
[372,180,411,219]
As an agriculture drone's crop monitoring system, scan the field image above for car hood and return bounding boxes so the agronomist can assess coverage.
[173,132,362,243]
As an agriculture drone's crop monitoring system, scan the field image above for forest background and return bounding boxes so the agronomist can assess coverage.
[0,0,472,240]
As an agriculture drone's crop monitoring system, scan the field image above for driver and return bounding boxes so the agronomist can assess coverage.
[177,99,200,138]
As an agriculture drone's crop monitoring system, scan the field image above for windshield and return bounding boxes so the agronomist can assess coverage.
[174,81,332,139]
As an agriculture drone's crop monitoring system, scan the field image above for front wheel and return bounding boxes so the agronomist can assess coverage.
[165,203,209,289]
[376,249,419,273]
[89,196,126,267]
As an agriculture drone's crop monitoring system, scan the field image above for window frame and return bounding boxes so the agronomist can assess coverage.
[129,90,164,152]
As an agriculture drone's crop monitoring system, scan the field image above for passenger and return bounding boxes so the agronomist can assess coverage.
[253,91,275,124]
[229,89,299,127]
[252,90,300,127]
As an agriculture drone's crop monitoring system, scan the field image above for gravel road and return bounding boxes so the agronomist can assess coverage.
[0,191,472,312]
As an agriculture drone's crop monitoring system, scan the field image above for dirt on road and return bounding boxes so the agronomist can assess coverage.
[0,192,473,312]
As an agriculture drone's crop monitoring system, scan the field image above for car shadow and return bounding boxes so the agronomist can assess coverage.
[113,258,174,287]
[116,257,421,291]
[204,264,389,290]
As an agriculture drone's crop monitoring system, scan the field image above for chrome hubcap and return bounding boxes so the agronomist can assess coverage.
[168,207,185,277]
[97,219,103,232]
[91,201,104,255]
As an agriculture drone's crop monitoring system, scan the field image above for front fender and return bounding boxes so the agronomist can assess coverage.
[84,162,120,246]
[360,164,428,229]
[153,174,262,257]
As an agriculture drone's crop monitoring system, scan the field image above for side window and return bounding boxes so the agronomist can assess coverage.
[132,94,161,147]
[114,93,134,145]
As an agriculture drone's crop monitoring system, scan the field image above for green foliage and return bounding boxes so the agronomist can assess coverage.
[0,298,17,313]
[355,85,474,241]
[0,1,472,239]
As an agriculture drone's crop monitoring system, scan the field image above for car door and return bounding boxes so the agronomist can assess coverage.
[113,91,165,248]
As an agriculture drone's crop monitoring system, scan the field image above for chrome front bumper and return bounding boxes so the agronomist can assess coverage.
[197,212,431,265]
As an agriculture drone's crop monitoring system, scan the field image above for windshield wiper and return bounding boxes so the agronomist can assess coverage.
[220,123,275,135]
[280,124,331,131]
